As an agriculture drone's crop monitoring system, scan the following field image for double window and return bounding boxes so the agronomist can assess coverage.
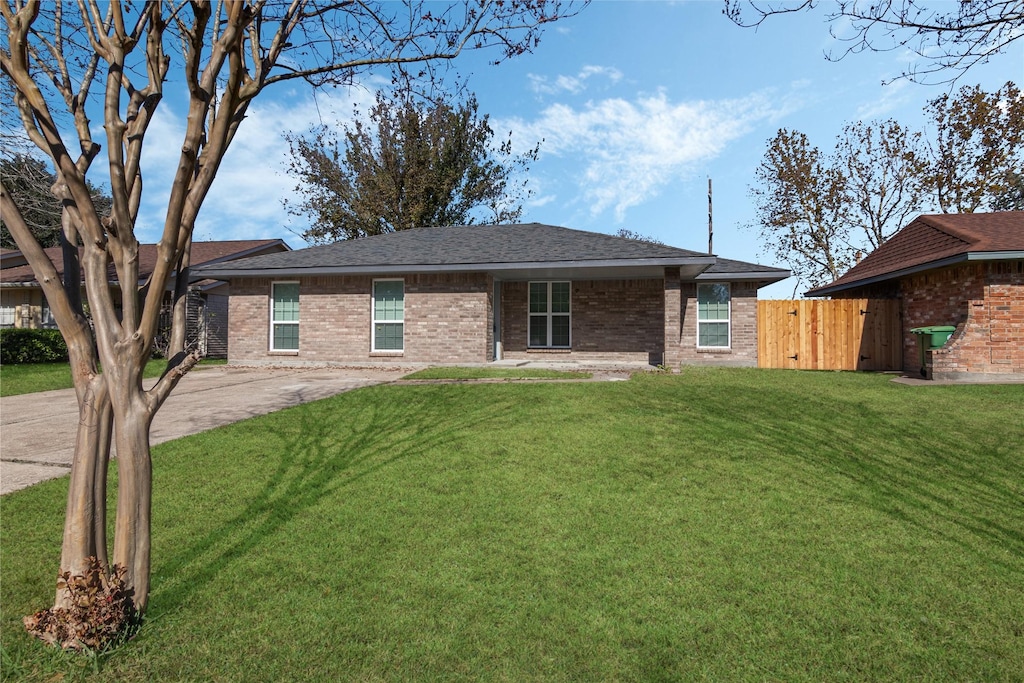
[529,281,570,348]
[697,283,730,348]
[270,282,299,351]
[373,279,404,351]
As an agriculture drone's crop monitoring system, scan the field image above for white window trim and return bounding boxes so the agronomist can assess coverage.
[371,278,405,353]
[269,280,300,352]
[696,282,731,350]
[528,281,572,349]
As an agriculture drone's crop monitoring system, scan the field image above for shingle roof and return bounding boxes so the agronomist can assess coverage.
[806,212,1024,296]
[196,223,789,284]
[1,239,289,285]
[701,256,790,277]
[199,223,707,272]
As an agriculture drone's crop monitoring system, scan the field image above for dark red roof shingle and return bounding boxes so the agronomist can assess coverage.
[1,239,287,285]
[807,212,1024,295]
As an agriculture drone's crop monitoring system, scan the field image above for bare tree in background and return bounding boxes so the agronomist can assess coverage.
[1,0,582,650]
[836,119,929,250]
[724,0,1024,84]
[749,128,852,288]
[1,153,112,248]
[748,83,1023,291]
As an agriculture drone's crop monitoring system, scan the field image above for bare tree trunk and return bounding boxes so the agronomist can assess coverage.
[107,363,156,613]
[56,377,112,607]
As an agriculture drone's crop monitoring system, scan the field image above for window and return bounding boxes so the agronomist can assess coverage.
[40,295,57,328]
[529,281,570,348]
[373,279,404,351]
[270,282,299,351]
[697,283,730,348]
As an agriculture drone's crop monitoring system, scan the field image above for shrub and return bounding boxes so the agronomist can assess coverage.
[0,328,69,364]
[23,557,140,652]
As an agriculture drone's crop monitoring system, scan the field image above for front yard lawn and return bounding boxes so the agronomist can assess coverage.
[0,359,226,397]
[2,368,1022,681]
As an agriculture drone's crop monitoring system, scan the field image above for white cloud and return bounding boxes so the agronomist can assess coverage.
[133,87,376,245]
[498,89,785,221]
[528,65,623,95]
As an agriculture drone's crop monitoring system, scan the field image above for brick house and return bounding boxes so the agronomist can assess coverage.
[197,223,789,368]
[806,212,1024,381]
[1,239,290,358]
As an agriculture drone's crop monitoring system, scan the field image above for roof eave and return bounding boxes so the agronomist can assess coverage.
[803,250,1024,297]
[696,270,790,284]
[965,249,1024,261]
[806,248,1024,296]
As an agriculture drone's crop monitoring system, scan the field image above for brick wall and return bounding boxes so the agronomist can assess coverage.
[500,278,664,363]
[228,272,767,367]
[676,281,759,367]
[405,273,492,363]
[839,260,1024,379]
[663,269,682,366]
[227,273,492,365]
[915,261,1024,380]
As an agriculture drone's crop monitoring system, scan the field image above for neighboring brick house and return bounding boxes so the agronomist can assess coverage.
[196,223,789,368]
[1,239,290,358]
[806,212,1024,381]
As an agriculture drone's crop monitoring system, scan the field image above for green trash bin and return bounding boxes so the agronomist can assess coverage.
[910,325,957,376]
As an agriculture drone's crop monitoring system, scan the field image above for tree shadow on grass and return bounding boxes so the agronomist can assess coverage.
[692,381,1024,575]
[147,383,506,618]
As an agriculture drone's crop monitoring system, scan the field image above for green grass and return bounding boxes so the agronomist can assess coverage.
[403,367,592,380]
[0,359,226,397]
[2,368,1022,681]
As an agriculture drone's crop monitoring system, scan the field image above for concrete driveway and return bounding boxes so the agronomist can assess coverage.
[0,365,412,495]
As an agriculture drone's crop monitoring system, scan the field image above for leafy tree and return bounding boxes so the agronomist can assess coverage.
[926,82,1024,213]
[285,89,538,243]
[1,0,580,649]
[724,0,1024,84]
[0,153,111,249]
[749,128,852,288]
[749,83,1023,289]
[615,228,664,244]
[992,172,1024,211]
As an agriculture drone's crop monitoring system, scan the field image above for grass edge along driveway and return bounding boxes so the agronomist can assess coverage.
[2,367,1022,682]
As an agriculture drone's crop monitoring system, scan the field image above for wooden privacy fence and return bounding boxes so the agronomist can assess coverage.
[758,299,902,371]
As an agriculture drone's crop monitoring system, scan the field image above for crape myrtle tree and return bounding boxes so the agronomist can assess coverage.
[724,0,1024,85]
[284,87,540,243]
[0,0,580,650]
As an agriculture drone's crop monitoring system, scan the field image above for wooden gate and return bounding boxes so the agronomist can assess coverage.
[758,299,901,371]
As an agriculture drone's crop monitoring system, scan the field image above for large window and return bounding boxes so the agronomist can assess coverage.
[529,281,571,348]
[270,282,299,351]
[697,283,730,348]
[373,279,404,351]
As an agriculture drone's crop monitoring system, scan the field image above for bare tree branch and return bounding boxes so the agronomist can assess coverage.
[724,0,1024,84]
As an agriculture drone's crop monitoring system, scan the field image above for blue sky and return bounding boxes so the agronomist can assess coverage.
[134,1,1023,298]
